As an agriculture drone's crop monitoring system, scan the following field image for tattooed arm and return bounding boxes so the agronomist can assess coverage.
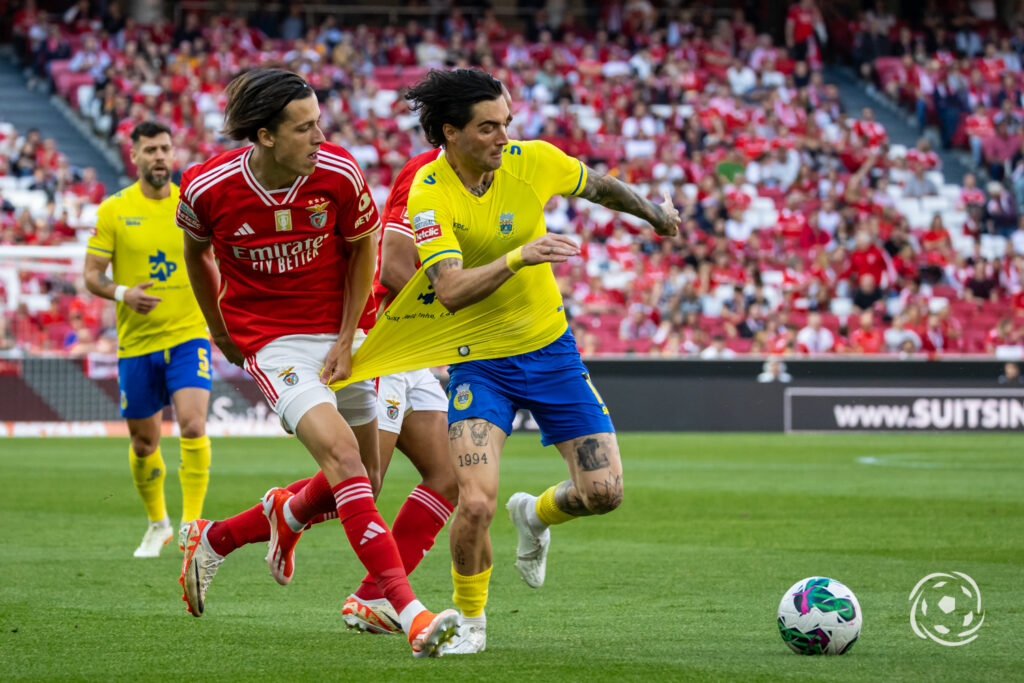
[423,256,514,313]
[424,230,580,312]
[578,166,681,236]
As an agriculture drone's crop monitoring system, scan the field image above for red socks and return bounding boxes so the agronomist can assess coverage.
[354,484,454,601]
[287,470,336,525]
[203,475,450,614]
[205,477,314,557]
[332,477,416,615]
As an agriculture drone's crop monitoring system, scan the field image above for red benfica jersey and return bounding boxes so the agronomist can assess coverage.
[371,148,444,312]
[175,142,381,356]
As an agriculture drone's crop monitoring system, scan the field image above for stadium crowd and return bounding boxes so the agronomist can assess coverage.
[4,0,1024,359]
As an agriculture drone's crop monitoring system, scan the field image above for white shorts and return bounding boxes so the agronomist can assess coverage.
[245,332,376,433]
[377,367,448,434]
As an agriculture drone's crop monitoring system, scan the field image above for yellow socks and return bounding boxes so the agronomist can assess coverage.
[179,435,211,522]
[452,565,492,618]
[130,446,167,522]
[536,485,576,526]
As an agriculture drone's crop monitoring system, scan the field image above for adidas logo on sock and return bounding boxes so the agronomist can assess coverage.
[234,222,255,236]
[360,521,386,545]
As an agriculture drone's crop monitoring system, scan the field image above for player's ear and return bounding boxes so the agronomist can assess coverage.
[442,123,458,145]
[257,126,275,148]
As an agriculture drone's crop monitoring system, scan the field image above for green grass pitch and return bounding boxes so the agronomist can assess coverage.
[1,433,1021,681]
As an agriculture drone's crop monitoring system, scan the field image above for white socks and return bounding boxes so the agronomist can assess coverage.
[398,599,428,634]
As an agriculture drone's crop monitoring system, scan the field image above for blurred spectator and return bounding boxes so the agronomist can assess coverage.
[982,119,1021,182]
[848,311,884,353]
[700,334,737,360]
[757,357,793,382]
[796,312,835,353]
[852,273,883,312]
[280,6,306,42]
[884,314,923,353]
[998,361,1024,384]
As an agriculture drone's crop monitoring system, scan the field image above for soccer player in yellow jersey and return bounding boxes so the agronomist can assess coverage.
[403,70,681,653]
[84,121,213,558]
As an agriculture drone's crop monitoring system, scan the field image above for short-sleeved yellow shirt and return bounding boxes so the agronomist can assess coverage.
[87,182,207,357]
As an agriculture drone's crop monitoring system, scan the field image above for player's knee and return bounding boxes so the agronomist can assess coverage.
[178,419,205,440]
[130,435,158,457]
[457,491,496,527]
[320,441,364,479]
[422,470,459,505]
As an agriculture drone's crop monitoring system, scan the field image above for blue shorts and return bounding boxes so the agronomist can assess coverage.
[447,327,614,446]
[118,338,212,419]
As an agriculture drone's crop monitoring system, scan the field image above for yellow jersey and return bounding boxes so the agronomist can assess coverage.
[331,140,586,389]
[87,182,207,357]
[410,139,586,351]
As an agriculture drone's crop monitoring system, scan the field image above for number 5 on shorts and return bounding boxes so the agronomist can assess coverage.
[198,346,211,379]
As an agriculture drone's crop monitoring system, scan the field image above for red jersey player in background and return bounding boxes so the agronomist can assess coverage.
[176,68,456,657]
[175,147,459,638]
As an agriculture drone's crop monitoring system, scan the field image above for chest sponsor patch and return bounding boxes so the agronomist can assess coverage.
[415,224,442,244]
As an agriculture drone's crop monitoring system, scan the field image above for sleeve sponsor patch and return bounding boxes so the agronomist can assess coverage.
[415,224,442,244]
[412,210,436,231]
[175,200,203,233]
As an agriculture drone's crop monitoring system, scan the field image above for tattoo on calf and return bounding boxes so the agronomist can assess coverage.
[469,421,493,446]
[553,480,593,517]
[453,542,466,569]
[576,437,610,472]
[590,473,623,512]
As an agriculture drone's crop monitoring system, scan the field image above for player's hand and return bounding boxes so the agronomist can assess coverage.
[320,339,352,385]
[213,333,244,367]
[653,190,681,237]
[521,234,580,266]
[123,281,162,314]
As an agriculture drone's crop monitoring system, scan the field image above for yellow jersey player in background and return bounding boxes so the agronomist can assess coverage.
[403,69,681,653]
[84,121,213,558]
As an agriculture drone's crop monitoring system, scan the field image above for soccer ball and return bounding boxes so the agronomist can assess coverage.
[777,577,861,655]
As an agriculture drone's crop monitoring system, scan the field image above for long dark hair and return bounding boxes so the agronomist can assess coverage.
[222,68,314,142]
[404,68,504,147]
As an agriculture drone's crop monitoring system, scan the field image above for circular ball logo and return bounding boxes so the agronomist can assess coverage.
[909,572,984,646]
[283,372,299,386]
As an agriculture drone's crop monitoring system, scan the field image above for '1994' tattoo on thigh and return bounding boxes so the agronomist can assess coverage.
[576,437,610,471]
[457,452,489,467]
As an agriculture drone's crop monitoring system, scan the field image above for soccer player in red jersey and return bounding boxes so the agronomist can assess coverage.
[176,68,456,657]
[180,147,459,637]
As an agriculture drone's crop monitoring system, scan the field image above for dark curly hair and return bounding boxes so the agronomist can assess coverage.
[404,69,504,148]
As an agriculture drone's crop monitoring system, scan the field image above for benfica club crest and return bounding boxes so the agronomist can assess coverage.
[385,399,400,421]
[305,201,330,229]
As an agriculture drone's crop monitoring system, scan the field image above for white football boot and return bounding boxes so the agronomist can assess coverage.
[179,519,224,617]
[133,519,173,558]
[506,492,550,588]
[441,615,487,655]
